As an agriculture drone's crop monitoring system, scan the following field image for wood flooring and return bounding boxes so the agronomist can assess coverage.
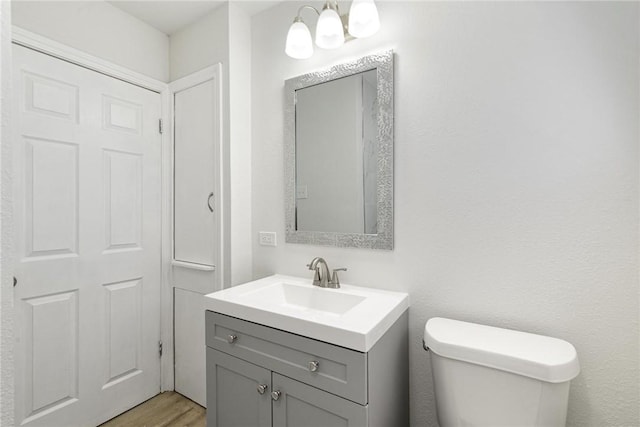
[99,391,205,427]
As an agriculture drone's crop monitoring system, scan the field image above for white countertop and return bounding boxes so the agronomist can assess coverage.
[204,274,409,352]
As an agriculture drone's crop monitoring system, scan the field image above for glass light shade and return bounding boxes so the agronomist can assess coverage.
[348,0,380,38]
[285,20,314,59]
[315,8,345,49]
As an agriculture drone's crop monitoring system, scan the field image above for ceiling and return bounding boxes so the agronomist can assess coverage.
[108,0,281,35]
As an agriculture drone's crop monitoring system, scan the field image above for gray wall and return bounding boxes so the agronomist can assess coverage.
[250,2,639,426]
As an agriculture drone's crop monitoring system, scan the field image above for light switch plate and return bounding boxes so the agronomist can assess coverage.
[259,232,277,246]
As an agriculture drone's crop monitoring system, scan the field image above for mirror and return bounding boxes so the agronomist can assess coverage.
[284,51,393,249]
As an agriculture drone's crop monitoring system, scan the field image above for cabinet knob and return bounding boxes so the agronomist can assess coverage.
[257,384,268,395]
[271,390,281,401]
[308,360,320,372]
[226,334,238,344]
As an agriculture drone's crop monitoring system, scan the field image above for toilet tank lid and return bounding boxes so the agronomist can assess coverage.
[424,317,580,383]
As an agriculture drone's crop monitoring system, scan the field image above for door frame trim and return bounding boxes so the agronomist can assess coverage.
[10,26,176,393]
[12,26,166,93]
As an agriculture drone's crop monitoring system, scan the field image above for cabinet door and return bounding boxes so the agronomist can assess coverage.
[175,289,206,406]
[174,77,218,269]
[272,373,368,427]
[206,348,271,427]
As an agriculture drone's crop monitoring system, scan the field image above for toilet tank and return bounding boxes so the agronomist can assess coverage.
[424,318,580,427]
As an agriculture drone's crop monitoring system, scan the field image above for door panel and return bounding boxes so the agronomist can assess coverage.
[173,80,216,268]
[23,71,79,121]
[272,373,368,427]
[24,136,79,258]
[13,44,162,427]
[174,288,206,406]
[206,348,271,427]
[102,96,142,135]
[24,291,79,415]
[103,278,142,386]
[103,150,142,251]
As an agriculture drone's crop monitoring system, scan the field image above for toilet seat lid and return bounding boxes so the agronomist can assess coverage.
[424,317,580,383]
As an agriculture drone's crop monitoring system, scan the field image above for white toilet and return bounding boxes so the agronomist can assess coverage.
[424,317,580,427]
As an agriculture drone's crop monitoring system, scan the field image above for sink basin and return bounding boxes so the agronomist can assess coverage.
[204,274,409,352]
[240,282,366,315]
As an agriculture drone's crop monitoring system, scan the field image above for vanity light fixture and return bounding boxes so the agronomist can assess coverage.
[285,0,380,59]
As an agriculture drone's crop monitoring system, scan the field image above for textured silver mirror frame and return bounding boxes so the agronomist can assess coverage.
[284,50,394,250]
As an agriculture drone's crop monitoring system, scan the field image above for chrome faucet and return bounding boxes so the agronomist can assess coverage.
[308,257,331,287]
[307,257,346,289]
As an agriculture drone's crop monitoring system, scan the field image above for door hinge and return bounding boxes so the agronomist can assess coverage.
[159,340,163,357]
[13,276,17,287]
[158,118,163,134]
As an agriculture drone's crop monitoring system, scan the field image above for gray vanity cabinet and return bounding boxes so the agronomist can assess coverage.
[205,310,409,427]
[206,348,271,426]
[207,348,365,427]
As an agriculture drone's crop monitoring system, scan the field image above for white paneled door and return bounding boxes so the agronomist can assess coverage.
[12,44,162,427]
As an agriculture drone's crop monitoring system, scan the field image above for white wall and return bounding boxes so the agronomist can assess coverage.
[169,6,228,82]
[11,1,169,82]
[251,2,639,426]
[228,3,253,286]
[0,2,13,426]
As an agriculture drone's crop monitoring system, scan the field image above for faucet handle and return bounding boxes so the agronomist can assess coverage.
[306,257,322,270]
[330,268,347,286]
[308,264,322,286]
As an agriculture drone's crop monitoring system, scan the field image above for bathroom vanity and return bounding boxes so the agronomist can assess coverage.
[204,275,409,427]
